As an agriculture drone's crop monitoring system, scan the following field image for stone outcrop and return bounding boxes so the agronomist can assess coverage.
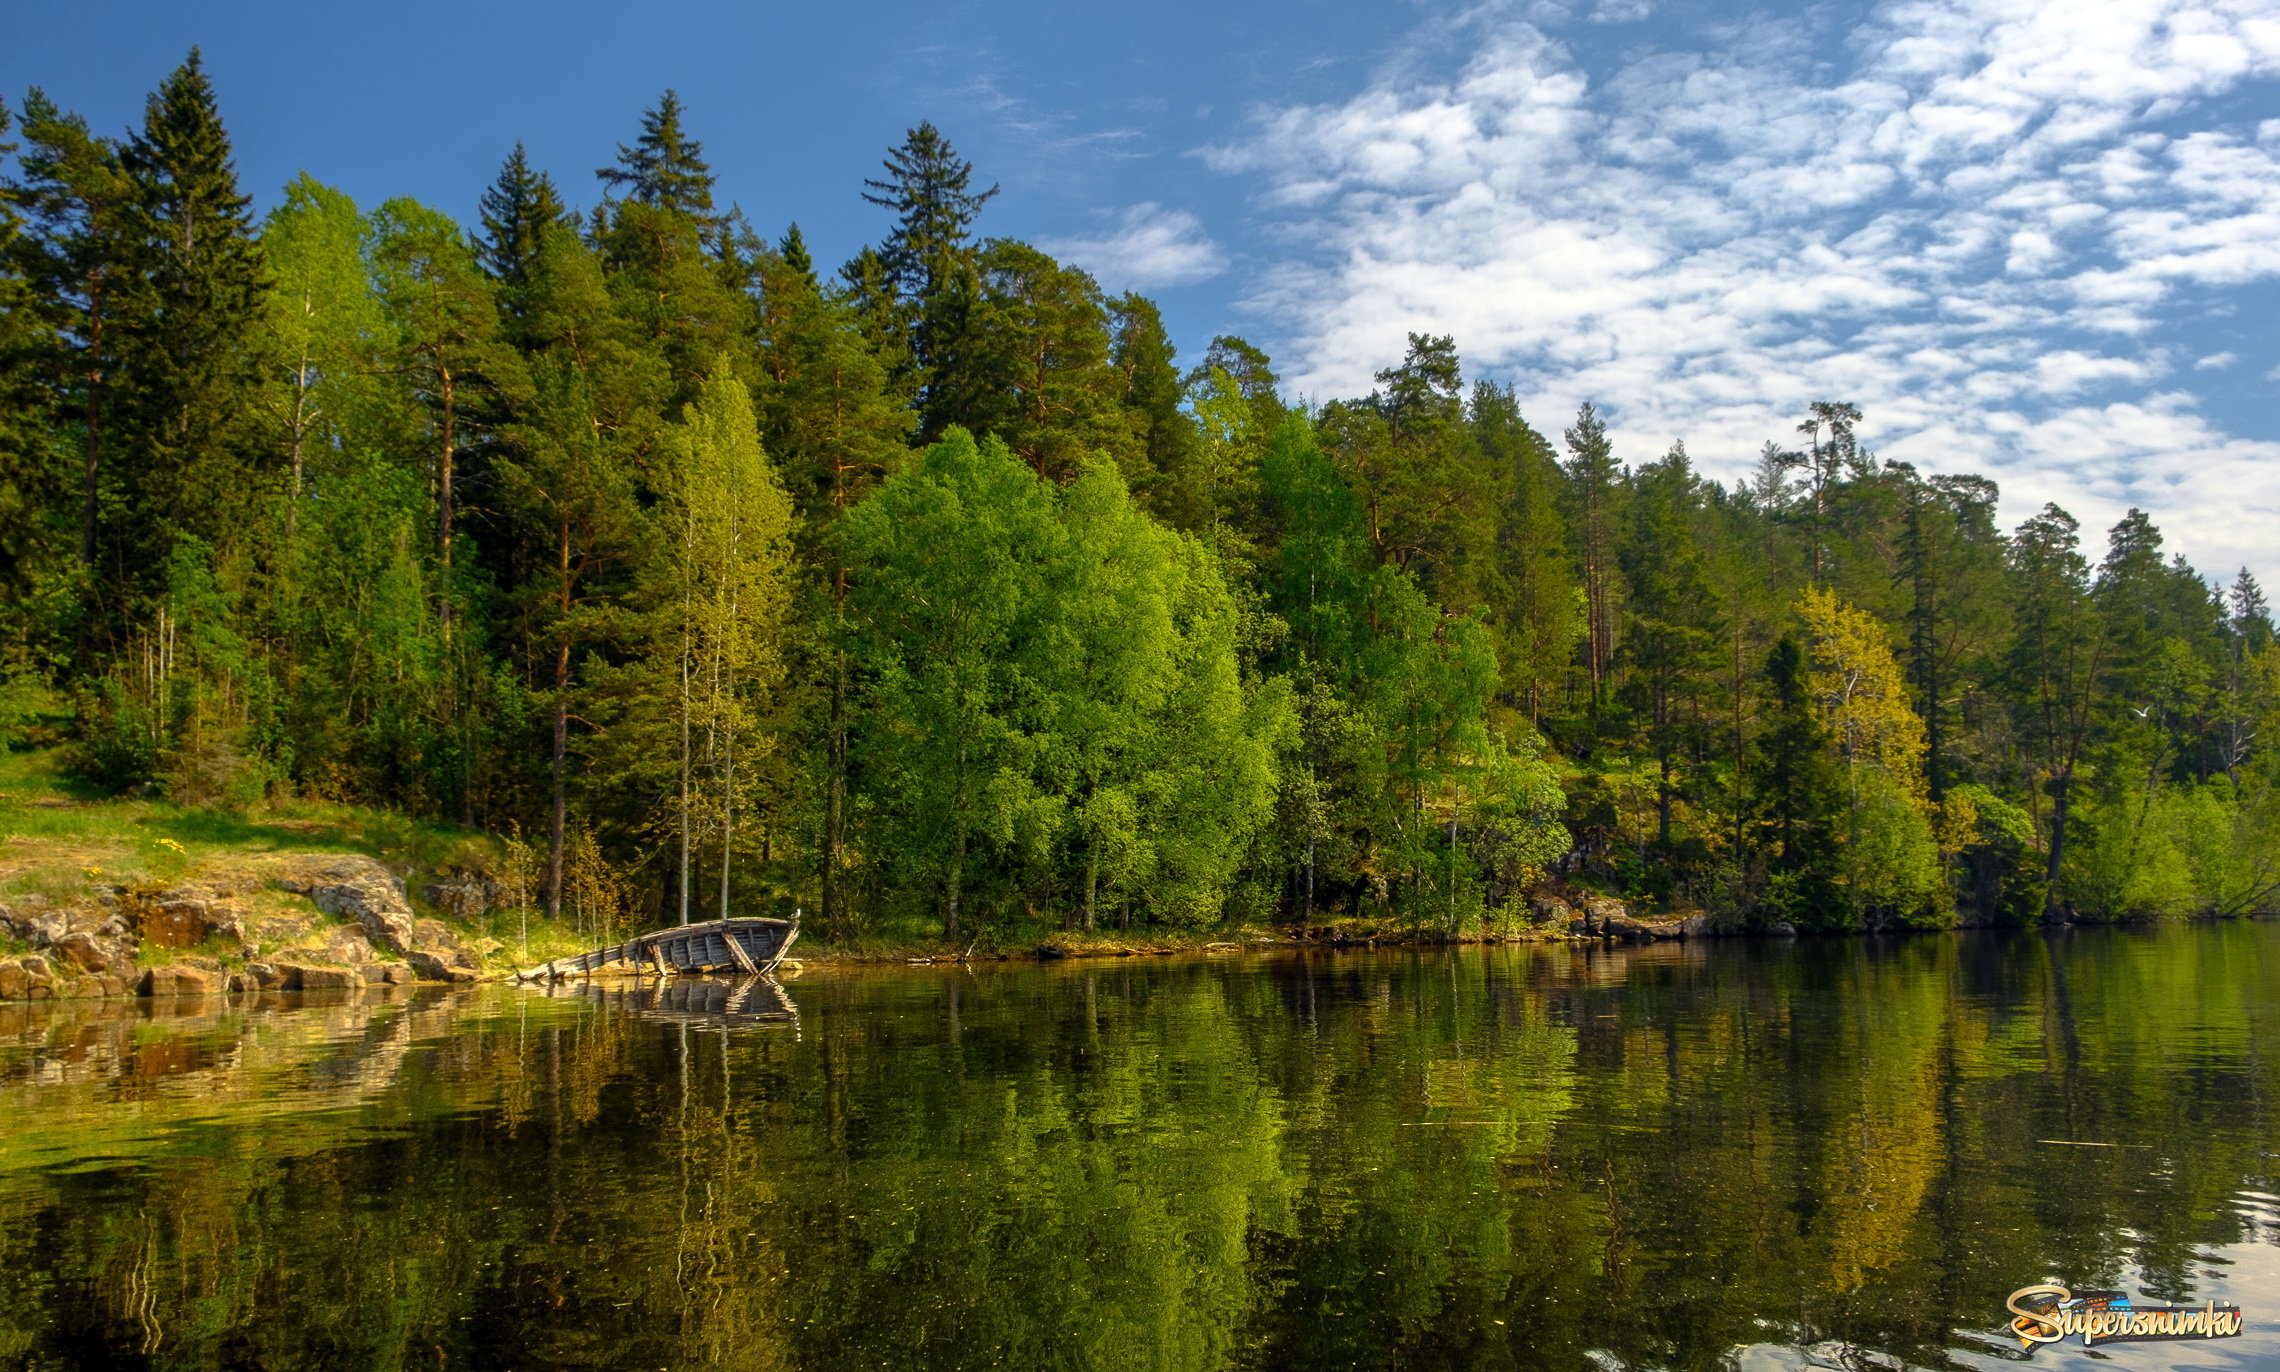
[276,962,362,991]
[140,965,214,998]
[272,856,418,958]
[1528,895,1576,931]
[423,866,501,921]
[406,950,479,984]
[0,853,503,999]
[54,930,131,976]
[133,889,248,951]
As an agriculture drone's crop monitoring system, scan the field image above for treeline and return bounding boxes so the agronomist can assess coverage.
[0,53,2274,939]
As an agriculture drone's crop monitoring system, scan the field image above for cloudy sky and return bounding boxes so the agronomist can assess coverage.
[7,0,2276,578]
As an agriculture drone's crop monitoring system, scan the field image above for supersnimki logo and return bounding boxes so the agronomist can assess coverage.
[2005,1284,2244,1350]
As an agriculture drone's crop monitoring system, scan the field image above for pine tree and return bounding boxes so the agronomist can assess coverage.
[1106,292,1196,521]
[496,222,660,918]
[939,239,1127,480]
[2231,570,2274,651]
[1794,400,1862,584]
[371,198,521,578]
[1619,446,1722,852]
[1563,401,1622,712]
[2004,504,2108,920]
[1473,381,1577,724]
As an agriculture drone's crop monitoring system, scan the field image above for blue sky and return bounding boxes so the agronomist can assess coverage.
[7,0,2277,579]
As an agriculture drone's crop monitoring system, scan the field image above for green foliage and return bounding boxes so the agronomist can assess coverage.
[840,431,1290,936]
[1,71,2273,942]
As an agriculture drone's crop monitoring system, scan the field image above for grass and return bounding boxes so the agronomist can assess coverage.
[3,742,1581,977]
[0,745,579,974]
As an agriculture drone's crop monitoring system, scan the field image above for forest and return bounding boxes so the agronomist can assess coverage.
[0,52,2274,945]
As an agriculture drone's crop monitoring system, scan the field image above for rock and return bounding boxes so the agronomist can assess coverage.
[61,975,100,1000]
[468,937,505,960]
[323,926,375,965]
[53,931,126,976]
[404,950,479,983]
[1599,913,1658,940]
[95,974,126,997]
[0,963,26,1000]
[1768,920,1798,937]
[423,866,501,920]
[292,965,363,991]
[1677,914,1714,938]
[243,963,286,991]
[411,919,479,970]
[1528,895,1576,929]
[138,896,213,949]
[139,966,214,998]
[253,911,317,947]
[272,856,417,958]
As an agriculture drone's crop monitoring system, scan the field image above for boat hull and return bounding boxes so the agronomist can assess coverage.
[515,917,799,981]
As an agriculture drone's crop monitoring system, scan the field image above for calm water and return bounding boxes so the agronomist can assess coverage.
[1,926,2277,1371]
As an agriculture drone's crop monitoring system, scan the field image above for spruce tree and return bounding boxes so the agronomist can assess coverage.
[594,94,748,402]
[477,143,569,336]
[1754,632,1842,924]
[0,96,60,617]
[595,90,715,219]
[112,49,268,604]
[858,123,995,421]
[6,88,135,592]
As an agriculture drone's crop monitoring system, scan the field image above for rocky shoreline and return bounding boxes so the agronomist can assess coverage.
[0,853,488,1002]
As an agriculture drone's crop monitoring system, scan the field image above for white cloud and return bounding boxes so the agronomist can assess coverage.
[1040,203,1227,290]
[1207,0,2280,578]
[2197,350,2240,368]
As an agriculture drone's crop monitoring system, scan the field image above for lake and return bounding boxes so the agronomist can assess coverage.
[1,924,2276,1370]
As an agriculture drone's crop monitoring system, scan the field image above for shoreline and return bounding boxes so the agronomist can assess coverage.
[5,911,2271,1004]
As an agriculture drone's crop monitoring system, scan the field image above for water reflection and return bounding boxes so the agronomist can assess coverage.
[0,927,2273,1370]
[545,974,804,1031]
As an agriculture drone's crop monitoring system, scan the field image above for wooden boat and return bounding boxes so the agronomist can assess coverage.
[514,916,799,982]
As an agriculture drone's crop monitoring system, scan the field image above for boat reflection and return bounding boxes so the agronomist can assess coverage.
[535,974,802,1031]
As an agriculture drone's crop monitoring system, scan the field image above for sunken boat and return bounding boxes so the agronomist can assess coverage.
[515,915,799,982]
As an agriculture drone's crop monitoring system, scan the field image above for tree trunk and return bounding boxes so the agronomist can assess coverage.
[679,629,692,925]
[824,645,847,940]
[547,685,567,923]
[945,732,967,941]
[2043,775,2071,922]
[436,364,456,628]
[1083,843,1099,932]
[719,725,734,922]
[545,517,572,922]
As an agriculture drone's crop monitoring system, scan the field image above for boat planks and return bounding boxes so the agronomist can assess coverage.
[515,917,799,982]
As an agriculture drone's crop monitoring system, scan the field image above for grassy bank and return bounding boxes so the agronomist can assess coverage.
[1,742,1607,984]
